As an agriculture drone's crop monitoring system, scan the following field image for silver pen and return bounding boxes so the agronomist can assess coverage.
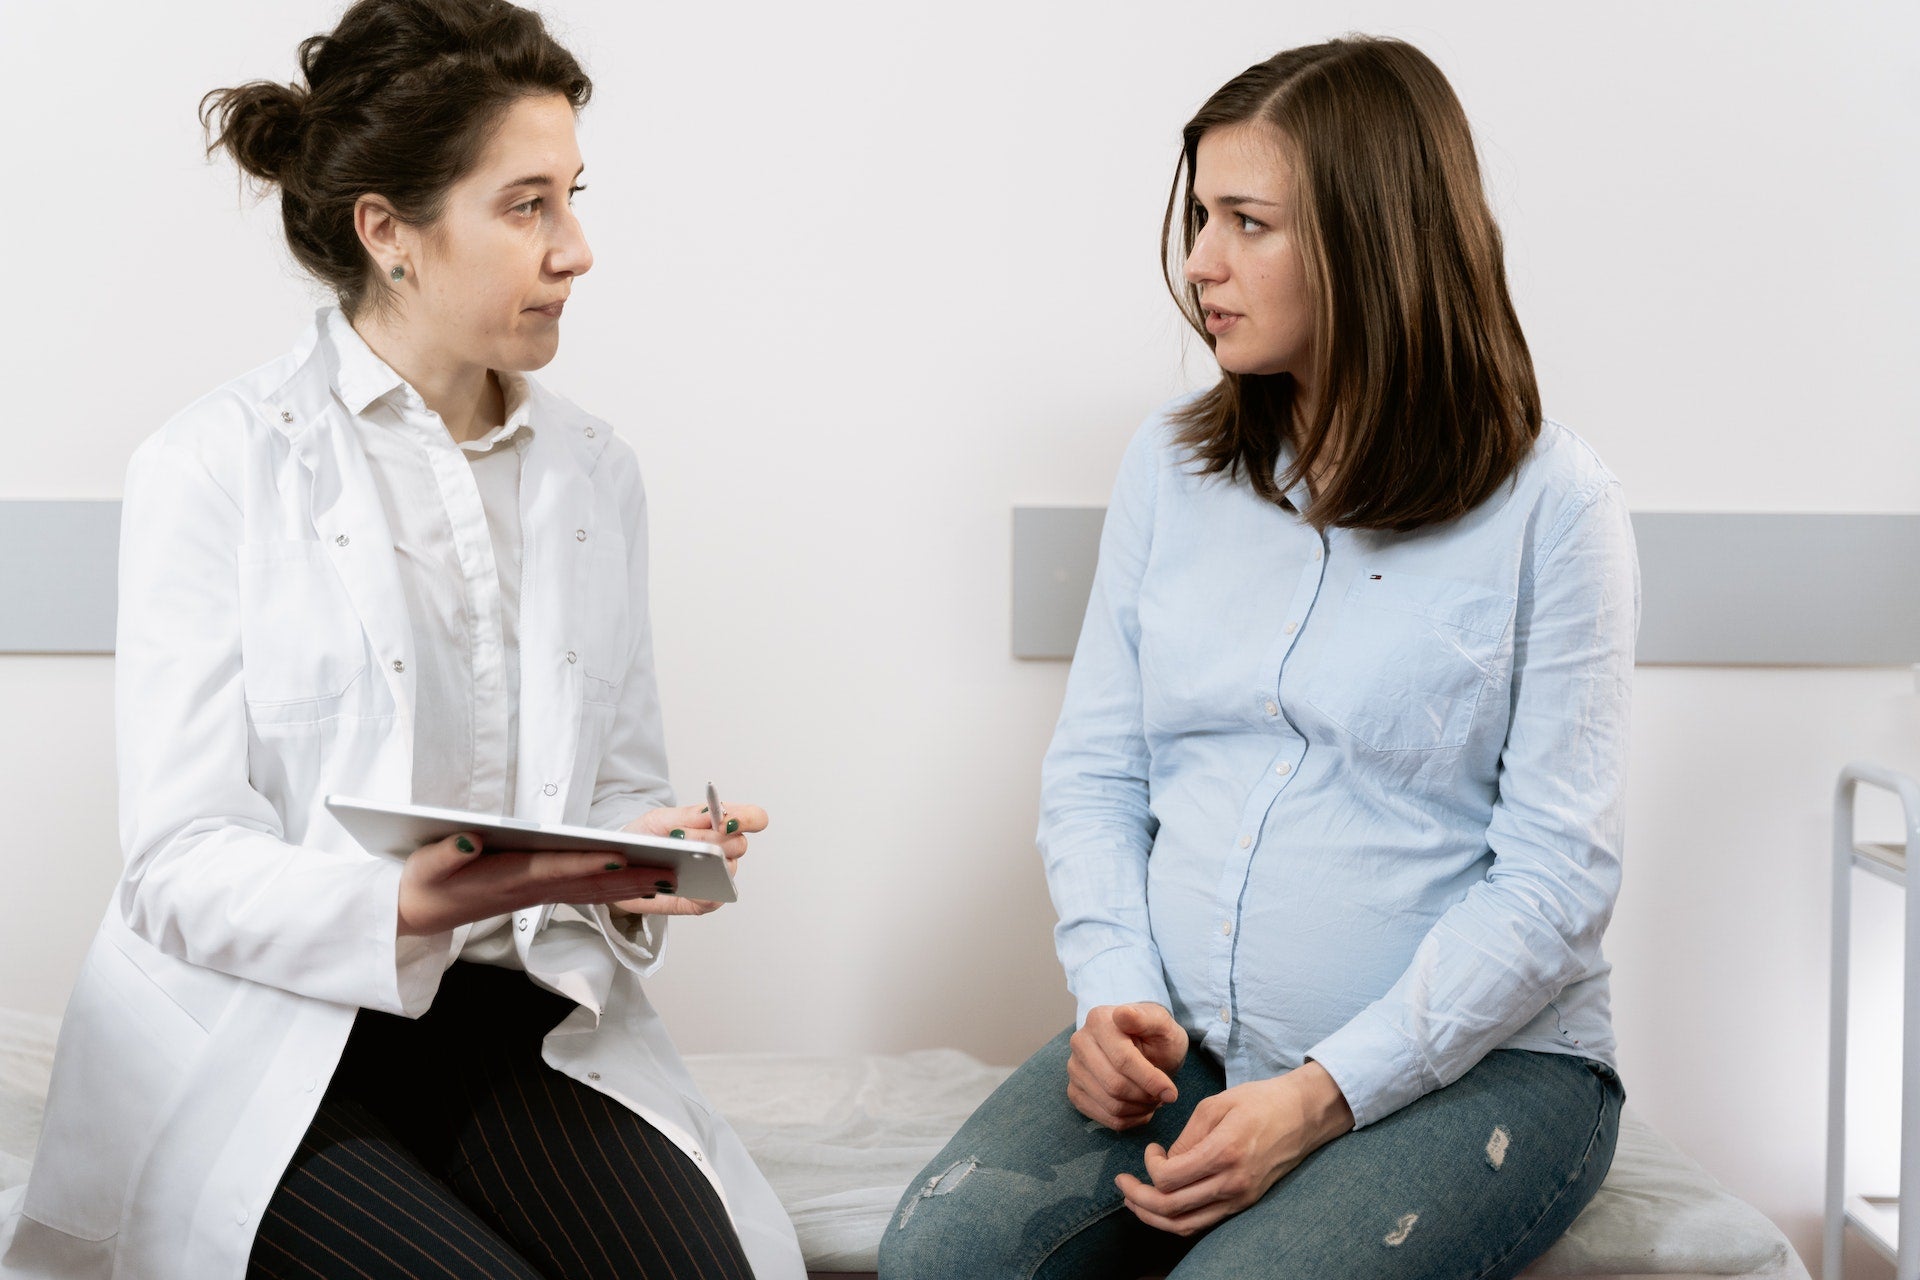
[705,780,725,837]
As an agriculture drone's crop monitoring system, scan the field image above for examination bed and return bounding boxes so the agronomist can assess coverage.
[0,1011,1808,1278]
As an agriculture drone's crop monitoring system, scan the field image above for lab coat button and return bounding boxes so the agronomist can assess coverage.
[584,426,596,438]
[278,410,293,424]
[1238,835,1252,849]
[543,783,557,796]
[517,918,530,932]
[566,651,577,664]
[334,534,349,547]
[392,659,405,674]
[236,1208,249,1225]
[305,1077,317,1093]
[575,529,588,541]
[692,1151,704,1162]
[588,1070,601,1081]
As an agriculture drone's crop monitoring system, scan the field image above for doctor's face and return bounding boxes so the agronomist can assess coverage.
[1184,123,1314,385]
[402,92,593,372]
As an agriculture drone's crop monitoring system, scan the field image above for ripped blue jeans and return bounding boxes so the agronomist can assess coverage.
[878,1028,1622,1280]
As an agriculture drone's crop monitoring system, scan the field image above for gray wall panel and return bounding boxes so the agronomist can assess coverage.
[0,501,120,654]
[1011,506,1920,666]
[4,503,1917,665]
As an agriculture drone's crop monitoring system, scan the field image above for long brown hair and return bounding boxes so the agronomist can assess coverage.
[1161,37,1540,532]
[201,0,592,320]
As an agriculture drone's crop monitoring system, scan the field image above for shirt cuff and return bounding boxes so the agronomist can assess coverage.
[1070,945,1172,1028]
[1304,1008,1441,1130]
[365,855,454,1017]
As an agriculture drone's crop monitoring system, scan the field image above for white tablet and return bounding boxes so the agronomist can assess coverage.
[324,795,736,903]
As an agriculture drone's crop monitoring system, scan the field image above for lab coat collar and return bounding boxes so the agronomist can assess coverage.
[256,314,418,737]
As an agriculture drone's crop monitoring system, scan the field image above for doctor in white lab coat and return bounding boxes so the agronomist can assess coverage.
[0,4,806,1277]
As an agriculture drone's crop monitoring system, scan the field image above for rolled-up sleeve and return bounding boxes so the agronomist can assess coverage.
[1038,421,1172,1026]
[1306,480,1639,1127]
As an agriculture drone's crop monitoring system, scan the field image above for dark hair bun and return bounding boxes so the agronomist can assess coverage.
[200,80,308,188]
[198,0,591,319]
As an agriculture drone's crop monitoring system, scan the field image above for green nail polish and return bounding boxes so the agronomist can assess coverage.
[726,818,739,834]
[654,879,673,891]
[669,828,686,838]
[455,836,475,853]
[699,805,708,813]
[604,862,623,872]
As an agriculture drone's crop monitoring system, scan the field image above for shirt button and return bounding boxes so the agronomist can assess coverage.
[1264,700,1278,716]
[1313,547,1324,561]
[1218,1006,1231,1024]
[1238,835,1252,849]
[334,534,349,547]
[566,651,578,664]
[1221,921,1233,937]
[1284,622,1298,635]
[543,783,558,796]
[391,659,405,673]
[575,529,588,542]
[1275,761,1291,776]
[236,1208,250,1225]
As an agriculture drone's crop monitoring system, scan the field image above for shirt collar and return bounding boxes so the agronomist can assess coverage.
[321,306,536,453]
[1275,440,1315,517]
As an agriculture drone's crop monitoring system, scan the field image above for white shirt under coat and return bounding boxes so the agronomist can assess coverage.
[0,308,805,1280]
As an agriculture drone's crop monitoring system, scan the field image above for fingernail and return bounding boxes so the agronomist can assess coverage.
[654,879,673,891]
[725,818,739,834]
[455,836,475,853]
[669,828,686,838]
[604,862,623,872]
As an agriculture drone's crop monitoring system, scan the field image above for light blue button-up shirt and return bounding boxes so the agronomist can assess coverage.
[1038,401,1638,1129]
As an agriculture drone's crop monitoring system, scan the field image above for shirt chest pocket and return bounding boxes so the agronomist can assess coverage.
[1300,571,1515,752]
[238,541,372,710]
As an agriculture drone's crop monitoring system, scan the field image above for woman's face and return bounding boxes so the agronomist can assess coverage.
[1184,123,1312,384]
[401,92,593,372]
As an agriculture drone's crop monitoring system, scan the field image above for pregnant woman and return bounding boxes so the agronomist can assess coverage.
[0,3,803,1277]
[884,35,1636,1280]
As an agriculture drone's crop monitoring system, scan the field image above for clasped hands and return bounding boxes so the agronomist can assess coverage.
[396,800,765,936]
[1071,1002,1354,1236]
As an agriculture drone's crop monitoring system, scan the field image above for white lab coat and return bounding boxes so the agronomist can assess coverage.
[0,313,806,1280]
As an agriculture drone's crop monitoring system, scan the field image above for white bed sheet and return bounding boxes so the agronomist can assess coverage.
[680,1049,1811,1280]
[0,1014,1808,1278]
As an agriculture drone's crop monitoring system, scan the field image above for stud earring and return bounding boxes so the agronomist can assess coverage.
[390,266,405,281]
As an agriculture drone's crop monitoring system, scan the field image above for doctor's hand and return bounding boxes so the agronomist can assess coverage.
[1069,1003,1190,1131]
[610,800,767,917]
[1115,1061,1354,1236]
[396,833,680,937]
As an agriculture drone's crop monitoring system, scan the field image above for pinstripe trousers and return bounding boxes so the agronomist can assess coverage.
[246,961,755,1280]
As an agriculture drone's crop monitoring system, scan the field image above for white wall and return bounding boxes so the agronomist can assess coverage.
[2,2,1914,1274]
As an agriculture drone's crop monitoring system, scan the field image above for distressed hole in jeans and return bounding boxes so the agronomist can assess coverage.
[895,1157,979,1229]
[1485,1125,1510,1170]
[1383,1213,1419,1247]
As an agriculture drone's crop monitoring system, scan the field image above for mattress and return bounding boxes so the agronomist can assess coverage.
[0,1013,1809,1278]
